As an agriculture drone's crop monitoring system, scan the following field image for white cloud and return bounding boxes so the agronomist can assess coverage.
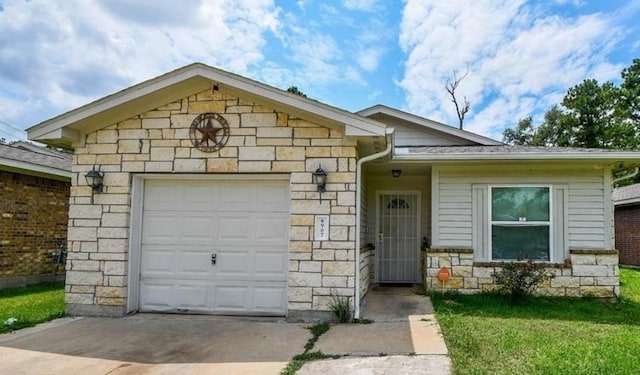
[398,0,630,140]
[343,0,380,12]
[0,0,280,130]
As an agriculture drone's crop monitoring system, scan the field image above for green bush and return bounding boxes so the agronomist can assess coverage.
[492,259,555,301]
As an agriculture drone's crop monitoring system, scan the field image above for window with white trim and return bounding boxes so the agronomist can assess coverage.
[490,186,551,261]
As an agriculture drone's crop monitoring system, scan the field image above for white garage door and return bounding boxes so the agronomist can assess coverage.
[139,179,289,315]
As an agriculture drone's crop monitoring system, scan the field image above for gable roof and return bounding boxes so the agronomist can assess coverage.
[613,183,640,206]
[0,143,72,180]
[357,105,502,146]
[27,63,387,148]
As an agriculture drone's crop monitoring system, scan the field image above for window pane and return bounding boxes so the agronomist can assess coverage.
[492,187,549,222]
[492,225,550,261]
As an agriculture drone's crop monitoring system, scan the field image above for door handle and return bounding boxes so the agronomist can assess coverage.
[211,253,217,265]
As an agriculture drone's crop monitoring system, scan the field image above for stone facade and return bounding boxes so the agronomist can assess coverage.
[66,88,358,318]
[425,249,619,298]
[0,170,69,288]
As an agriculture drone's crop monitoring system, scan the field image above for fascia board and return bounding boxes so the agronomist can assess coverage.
[0,157,72,179]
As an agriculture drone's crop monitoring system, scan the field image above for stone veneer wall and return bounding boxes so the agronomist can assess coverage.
[425,249,619,297]
[66,89,358,318]
[0,170,69,288]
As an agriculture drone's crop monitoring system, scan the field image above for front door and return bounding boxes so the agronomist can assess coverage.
[376,191,421,283]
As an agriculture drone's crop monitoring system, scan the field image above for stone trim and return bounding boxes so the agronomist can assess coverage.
[570,249,618,255]
[473,261,569,269]
[425,248,474,254]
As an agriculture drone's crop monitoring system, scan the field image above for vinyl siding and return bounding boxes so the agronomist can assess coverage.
[432,165,611,257]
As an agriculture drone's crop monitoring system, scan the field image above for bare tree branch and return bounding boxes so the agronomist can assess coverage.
[446,68,470,129]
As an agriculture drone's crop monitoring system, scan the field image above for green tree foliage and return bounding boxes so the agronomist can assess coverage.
[286,86,307,98]
[502,59,640,150]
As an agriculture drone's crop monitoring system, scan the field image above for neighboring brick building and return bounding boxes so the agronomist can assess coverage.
[0,142,72,288]
[614,183,640,266]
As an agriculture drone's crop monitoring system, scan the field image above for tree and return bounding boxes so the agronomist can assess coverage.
[502,60,640,150]
[446,69,470,130]
[286,86,307,98]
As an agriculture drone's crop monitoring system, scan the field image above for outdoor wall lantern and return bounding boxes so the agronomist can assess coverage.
[392,169,402,178]
[85,166,104,194]
[312,165,327,193]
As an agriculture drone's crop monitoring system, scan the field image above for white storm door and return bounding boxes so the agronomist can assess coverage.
[139,179,289,315]
[376,191,420,283]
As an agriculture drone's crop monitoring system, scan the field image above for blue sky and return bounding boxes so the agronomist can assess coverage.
[0,0,638,143]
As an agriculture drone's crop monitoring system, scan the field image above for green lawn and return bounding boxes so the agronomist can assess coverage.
[0,282,65,333]
[432,268,640,375]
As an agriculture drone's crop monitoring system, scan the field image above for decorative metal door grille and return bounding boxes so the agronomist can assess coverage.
[376,192,420,283]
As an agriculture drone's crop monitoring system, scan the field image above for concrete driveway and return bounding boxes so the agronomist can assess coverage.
[0,289,450,375]
[0,315,309,375]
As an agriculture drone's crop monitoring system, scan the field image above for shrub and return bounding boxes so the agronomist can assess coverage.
[492,259,555,301]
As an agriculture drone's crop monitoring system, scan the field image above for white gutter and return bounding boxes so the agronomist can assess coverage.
[354,129,393,319]
[394,150,640,161]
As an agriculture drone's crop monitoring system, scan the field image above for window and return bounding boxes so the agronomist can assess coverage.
[490,186,550,261]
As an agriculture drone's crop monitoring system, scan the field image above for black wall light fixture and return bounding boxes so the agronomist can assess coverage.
[85,166,104,199]
[312,165,327,193]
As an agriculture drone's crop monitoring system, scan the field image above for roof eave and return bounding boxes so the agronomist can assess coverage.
[0,157,72,180]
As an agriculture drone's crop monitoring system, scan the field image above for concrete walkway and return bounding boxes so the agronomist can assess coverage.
[0,289,450,375]
[299,287,451,374]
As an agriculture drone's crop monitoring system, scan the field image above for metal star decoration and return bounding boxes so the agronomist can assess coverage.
[196,118,222,146]
[189,113,231,153]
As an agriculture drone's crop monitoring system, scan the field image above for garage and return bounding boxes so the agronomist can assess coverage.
[138,178,290,315]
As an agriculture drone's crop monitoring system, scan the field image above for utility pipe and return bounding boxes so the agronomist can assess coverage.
[354,129,393,319]
[613,167,639,184]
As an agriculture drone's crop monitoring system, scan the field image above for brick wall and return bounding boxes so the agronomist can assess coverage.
[615,205,640,266]
[0,170,69,283]
[66,89,358,318]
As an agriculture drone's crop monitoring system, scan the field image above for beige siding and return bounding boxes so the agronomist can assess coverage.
[432,165,610,255]
[393,122,477,147]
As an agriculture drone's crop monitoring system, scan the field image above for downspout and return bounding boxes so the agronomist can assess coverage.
[354,129,394,319]
[613,167,639,184]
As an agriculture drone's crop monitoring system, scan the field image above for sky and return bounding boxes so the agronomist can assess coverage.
[0,0,639,143]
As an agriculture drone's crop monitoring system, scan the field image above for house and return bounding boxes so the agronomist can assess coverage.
[26,63,640,319]
[0,141,72,288]
[613,183,640,266]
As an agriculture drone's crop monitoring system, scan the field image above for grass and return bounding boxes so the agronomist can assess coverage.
[0,282,65,333]
[281,323,341,375]
[432,268,640,375]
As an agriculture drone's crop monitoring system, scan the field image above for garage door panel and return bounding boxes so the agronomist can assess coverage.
[142,214,178,243]
[181,216,216,241]
[255,253,287,276]
[176,284,209,309]
[256,216,289,241]
[144,185,178,210]
[140,179,288,315]
[215,251,250,277]
[179,250,213,276]
[141,248,175,275]
[257,184,290,212]
[254,287,287,312]
[140,283,174,310]
[214,286,249,311]
[217,216,252,240]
